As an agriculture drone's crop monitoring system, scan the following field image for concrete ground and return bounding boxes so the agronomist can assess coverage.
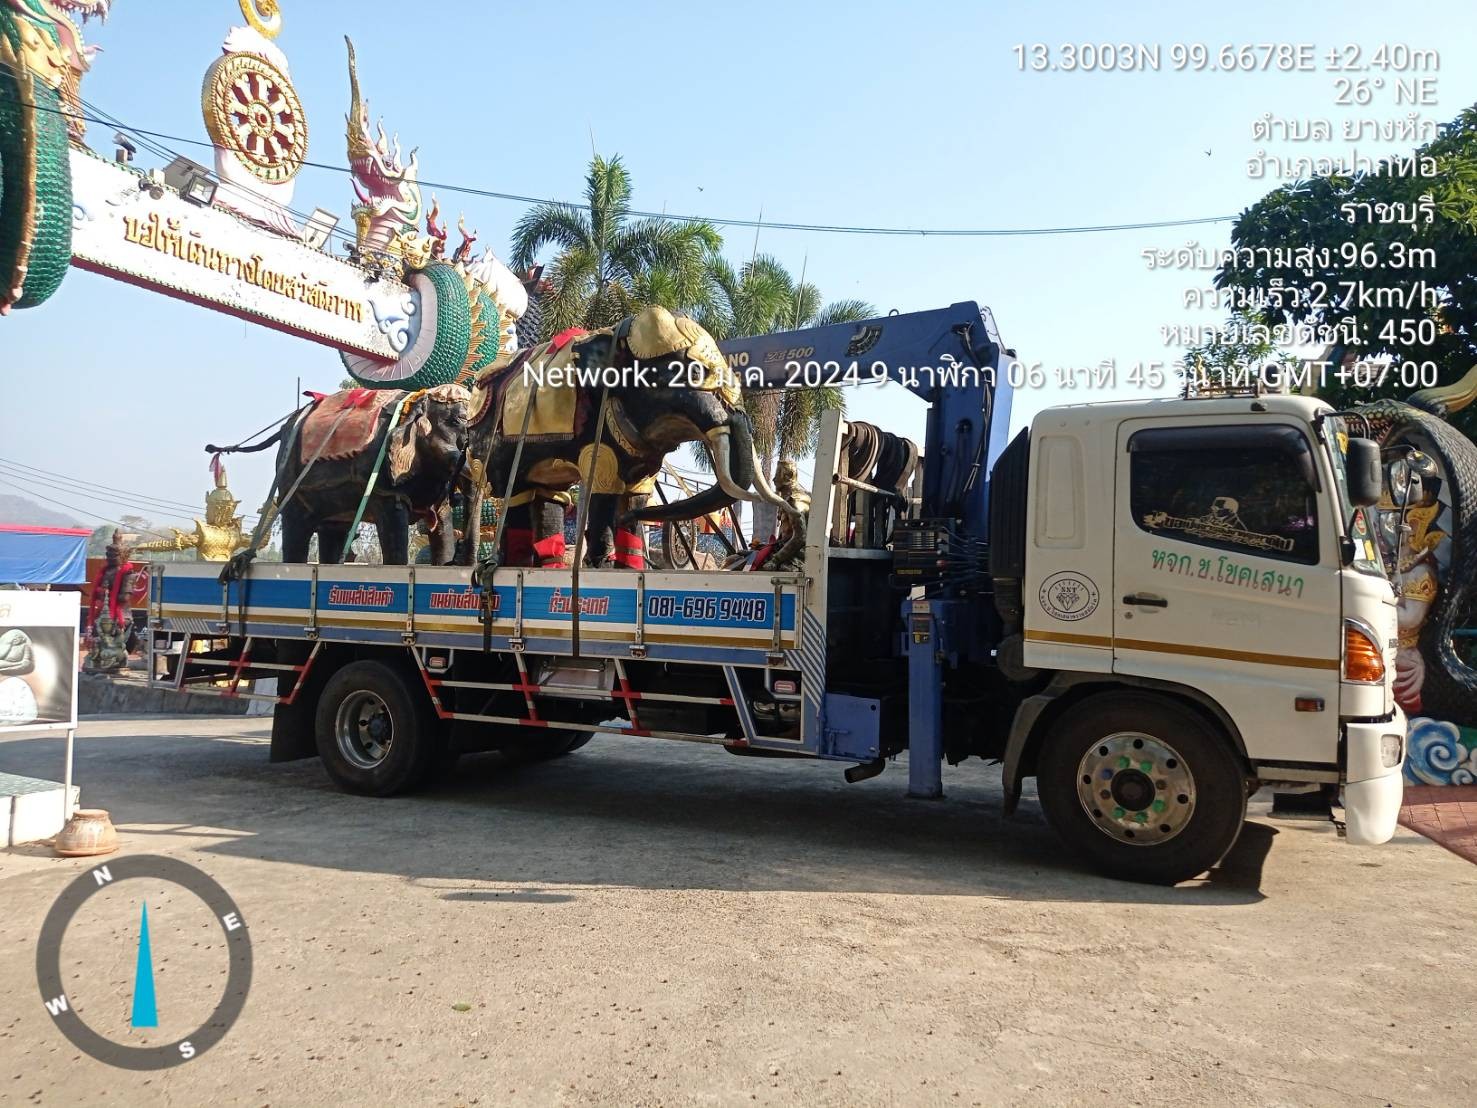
[1,716,1474,1107]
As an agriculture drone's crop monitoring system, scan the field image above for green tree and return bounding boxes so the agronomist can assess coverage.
[689,254,875,538]
[697,253,874,463]
[510,154,722,338]
[86,524,113,557]
[1179,311,1301,396]
[772,292,875,463]
[1215,103,1477,429]
[700,254,795,342]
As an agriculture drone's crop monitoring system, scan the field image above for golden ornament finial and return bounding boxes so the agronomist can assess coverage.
[239,0,283,39]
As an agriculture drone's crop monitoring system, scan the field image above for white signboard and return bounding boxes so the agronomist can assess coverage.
[68,149,419,360]
[0,591,79,734]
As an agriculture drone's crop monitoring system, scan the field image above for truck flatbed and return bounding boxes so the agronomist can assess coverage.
[151,562,802,664]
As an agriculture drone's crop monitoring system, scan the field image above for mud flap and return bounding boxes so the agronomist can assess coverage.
[269,643,332,762]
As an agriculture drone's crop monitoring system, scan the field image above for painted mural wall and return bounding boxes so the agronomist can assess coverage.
[1406,717,1477,786]
[1374,450,1477,785]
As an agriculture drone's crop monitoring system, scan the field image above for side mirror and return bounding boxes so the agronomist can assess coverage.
[1345,437,1383,507]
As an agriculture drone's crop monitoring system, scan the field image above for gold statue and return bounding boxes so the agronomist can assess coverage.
[136,464,250,561]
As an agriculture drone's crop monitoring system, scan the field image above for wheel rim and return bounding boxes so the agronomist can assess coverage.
[335,690,394,770]
[1075,731,1196,845]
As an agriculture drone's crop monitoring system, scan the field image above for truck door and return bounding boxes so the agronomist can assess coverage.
[1112,419,1342,768]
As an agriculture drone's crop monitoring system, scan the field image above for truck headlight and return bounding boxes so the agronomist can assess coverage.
[1381,733,1404,768]
[1342,619,1386,684]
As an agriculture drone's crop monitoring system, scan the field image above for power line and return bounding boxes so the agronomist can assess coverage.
[0,475,179,538]
[0,75,1237,240]
[0,464,262,532]
[0,69,365,255]
[0,458,259,523]
[0,457,214,515]
[0,467,197,525]
[75,90,366,254]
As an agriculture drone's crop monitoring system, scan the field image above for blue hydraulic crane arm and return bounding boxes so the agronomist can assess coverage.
[715,301,1016,537]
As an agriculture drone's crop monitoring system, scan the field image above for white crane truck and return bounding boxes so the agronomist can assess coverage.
[147,302,1406,884]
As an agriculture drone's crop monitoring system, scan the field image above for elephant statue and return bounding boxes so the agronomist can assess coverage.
[461,305,795,568]
[208,384,470,566]
[1355,365,1477,728]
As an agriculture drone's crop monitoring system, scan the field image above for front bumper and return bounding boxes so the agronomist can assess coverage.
[1341,709,1407,846]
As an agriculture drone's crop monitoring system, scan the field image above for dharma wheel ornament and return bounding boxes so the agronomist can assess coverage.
[202,50,308,184]
[200,4,307,235]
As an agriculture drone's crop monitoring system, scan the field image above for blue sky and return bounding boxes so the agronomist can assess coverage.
[3,0,1475,531]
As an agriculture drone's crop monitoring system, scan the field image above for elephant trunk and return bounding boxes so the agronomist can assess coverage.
[626,413,757,525]
[626,482,736,526]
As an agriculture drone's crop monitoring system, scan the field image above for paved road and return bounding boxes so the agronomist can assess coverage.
[2,716,1474,1106]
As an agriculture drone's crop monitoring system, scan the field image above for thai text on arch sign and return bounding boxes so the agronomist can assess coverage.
[67,150,415,360]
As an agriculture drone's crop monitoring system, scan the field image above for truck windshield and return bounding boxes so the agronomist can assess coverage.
[1320,415,1387,578]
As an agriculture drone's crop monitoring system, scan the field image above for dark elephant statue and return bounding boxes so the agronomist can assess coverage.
[209,384,470,565]
[461,306,794,568]
[1355,365,1477,727]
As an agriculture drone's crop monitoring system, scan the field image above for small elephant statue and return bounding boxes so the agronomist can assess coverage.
[209,384,471,565]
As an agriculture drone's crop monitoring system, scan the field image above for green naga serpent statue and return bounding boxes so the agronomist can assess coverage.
[1354,367,1477,731]
[0,0,108,314]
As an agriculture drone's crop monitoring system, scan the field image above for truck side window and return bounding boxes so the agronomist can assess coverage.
[1130,432,1320,565]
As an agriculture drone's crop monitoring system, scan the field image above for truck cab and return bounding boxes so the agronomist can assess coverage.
[988,392,1405,880]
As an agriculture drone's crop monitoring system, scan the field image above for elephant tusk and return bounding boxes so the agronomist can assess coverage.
[707,428,758,503]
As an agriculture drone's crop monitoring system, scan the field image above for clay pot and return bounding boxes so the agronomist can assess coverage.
[54,809,119,857]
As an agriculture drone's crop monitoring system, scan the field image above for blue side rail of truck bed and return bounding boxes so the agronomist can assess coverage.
[151,563,801,662]
[148,561,830,756]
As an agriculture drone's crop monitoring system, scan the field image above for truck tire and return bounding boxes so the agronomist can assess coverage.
[560,731,595,754]
[507,730,595,763]
[314,660,438,796]
[1036,693,1247,885]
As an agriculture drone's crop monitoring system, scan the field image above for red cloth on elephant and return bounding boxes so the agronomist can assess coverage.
[613,528,645,569]
[471,327,592,437]
[500,529,566,567]
[533,533,567,568]
[299,389,401,464]
[502,527,535,566]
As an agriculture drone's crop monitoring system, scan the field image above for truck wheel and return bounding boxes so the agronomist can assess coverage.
[559,731,595,754]
[507,730,595,763]
[1036,694,1247,885]
[314,660,437,796]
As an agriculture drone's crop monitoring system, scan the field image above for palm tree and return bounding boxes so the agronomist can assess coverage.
[772,293,876,462]
[699,255,795,342]
[692,253,876,539]
[510,154,721,339]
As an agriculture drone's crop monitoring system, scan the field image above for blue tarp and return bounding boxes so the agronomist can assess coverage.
[0,526,91,585]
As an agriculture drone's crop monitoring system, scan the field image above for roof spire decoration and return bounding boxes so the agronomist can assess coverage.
[237,0,281,39]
